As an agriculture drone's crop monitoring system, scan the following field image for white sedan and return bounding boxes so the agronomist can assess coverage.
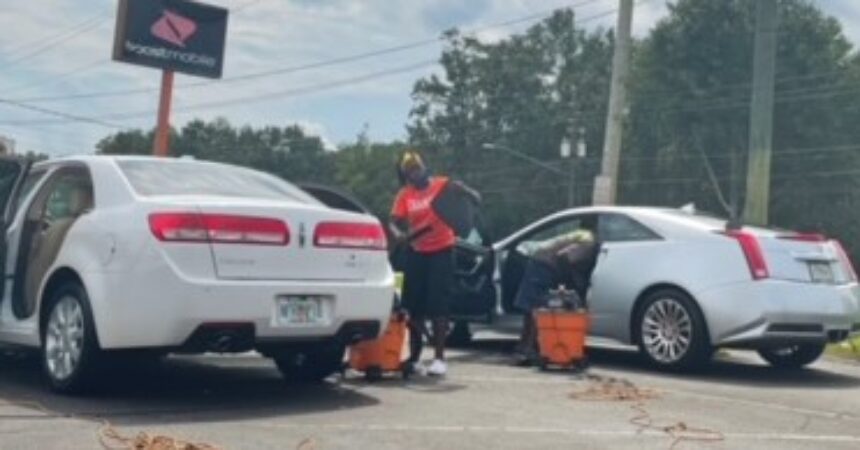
[0,156,394,393]
[446,207,860,370]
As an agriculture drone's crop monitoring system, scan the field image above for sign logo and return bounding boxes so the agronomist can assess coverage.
[114,0,228,79]
[150,10,197,47]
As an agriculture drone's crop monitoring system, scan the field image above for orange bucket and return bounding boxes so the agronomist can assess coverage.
[348,314,408,377]
[534,309,589,367]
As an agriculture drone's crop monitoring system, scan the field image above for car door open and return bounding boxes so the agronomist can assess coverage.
[0,157,31,310]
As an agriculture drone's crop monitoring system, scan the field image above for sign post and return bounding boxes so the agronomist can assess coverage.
[112,0,228,156]
[153,70,175,157]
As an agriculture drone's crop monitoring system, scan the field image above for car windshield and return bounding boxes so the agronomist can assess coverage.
[116,159,318,203]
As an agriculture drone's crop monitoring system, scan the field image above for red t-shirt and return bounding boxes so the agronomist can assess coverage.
[391,176,456,253]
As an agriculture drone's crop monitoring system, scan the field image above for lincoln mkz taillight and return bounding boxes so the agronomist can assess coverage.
[313,221,387,251]
[149,213,289,245]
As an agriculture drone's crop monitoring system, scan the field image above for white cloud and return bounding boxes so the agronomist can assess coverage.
[1,0,858,157]
[295,119,336,151]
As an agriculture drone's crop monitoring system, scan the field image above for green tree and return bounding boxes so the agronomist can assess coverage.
[409,9,613,236]
[96,118,334,184]
[625,0,860,257]
[333,135,407,219]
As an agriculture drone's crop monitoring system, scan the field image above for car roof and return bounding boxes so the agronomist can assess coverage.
[492,206,727,249]
[35,155,215,166]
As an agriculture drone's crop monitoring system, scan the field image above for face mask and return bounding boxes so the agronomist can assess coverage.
[407,168,430,189]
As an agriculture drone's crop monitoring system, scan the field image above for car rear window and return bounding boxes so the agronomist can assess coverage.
[116,160,318,203]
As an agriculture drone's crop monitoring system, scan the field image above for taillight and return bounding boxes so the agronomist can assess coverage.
[149,213,289,245]
[834,240,858,282]
[723,230,769,280]
[314,222,387,250]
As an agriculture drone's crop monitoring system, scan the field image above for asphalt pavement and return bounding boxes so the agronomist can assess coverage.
[1,336,860,450]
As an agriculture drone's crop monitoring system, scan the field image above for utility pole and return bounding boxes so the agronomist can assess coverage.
[743,0,778,225]
[593,0,633,205]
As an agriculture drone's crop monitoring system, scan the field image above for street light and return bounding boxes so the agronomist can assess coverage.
[561,129,588,206]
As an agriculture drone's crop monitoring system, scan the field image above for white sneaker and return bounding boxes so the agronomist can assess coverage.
[427,359,447,377]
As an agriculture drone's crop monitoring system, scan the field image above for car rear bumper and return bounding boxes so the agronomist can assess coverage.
[88,268,395,350]
[696,280,860,347]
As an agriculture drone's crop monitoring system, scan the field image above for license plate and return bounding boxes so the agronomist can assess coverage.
[809,262,835,284]
[276,296,325,325]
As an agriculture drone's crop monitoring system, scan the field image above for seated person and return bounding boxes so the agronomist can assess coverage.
[512,227,600,365]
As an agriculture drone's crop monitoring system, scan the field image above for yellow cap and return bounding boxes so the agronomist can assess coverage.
[400,151,424,171]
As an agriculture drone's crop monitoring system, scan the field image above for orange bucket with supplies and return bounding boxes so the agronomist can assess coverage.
[348,313,409,380]
[534,309,589,369]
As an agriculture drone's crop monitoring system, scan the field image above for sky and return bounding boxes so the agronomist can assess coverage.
[0,0,857,156]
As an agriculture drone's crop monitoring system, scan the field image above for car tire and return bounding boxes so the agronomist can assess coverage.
[446,321,473,347]
[273,344,345,383]
[635,288,712,371]
[41,282,102,394]
[757,344,825,370]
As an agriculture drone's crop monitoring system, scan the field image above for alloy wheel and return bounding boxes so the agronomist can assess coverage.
[641,298,693,364]
[45,296,85,381]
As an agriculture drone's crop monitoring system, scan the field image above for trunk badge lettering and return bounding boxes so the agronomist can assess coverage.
[299,223,307,248]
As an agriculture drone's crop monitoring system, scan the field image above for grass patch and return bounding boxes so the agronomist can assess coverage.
[828,336,860,360]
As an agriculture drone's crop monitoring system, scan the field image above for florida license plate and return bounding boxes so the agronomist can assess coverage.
[276,296,325,325]
[808,262,835,284]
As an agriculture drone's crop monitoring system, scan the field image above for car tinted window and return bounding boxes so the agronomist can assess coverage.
[117,160,318,203]
[299,184,368,214]
[27,169,94,222]
[43,172,93,221]
[599,214,661,242]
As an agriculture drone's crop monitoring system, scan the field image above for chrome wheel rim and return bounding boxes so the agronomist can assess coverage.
[642,298,693,364]
[45,296,85,381]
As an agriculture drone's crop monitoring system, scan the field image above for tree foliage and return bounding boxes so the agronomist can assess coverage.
[624,0,860,255]
[409,9,613,236]
[94,1,860,258]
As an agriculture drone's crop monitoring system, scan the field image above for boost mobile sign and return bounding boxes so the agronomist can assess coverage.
[113,0,228,78]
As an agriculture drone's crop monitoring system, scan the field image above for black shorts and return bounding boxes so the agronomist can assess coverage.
[402,248,453,319]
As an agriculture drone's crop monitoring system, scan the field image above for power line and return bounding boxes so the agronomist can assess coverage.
[7,0,609,104]
[0,98,125,130]
[0,0,264,95]
[0,58,109,95]
[4,17,108,69]
[0,59,438,126]
[0,4,619,131]
[2,12,106,59]
[479,166,860,197]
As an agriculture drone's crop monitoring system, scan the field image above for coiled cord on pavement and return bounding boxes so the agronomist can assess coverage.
[570,374,724,450]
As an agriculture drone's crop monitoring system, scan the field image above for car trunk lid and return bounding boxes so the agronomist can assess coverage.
[149,197,387,282]
[724,228,856,285]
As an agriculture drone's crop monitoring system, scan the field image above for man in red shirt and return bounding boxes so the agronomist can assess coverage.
[390,151,478,376]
